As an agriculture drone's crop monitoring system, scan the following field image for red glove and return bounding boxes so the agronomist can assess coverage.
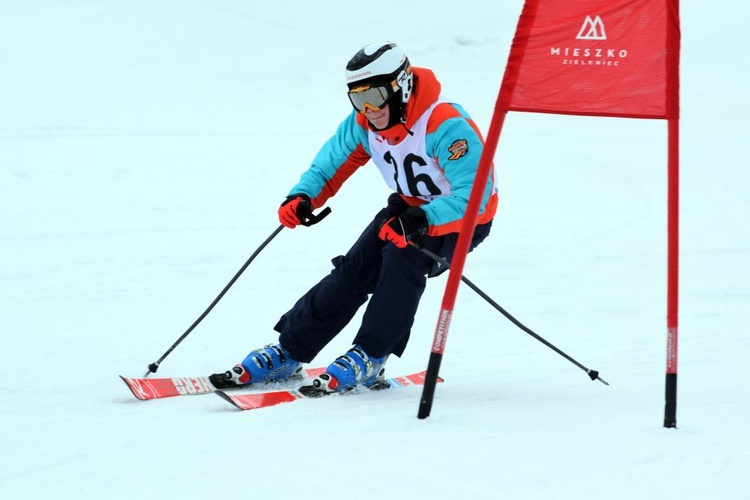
[278,195,313,228]
[378,207,428,248]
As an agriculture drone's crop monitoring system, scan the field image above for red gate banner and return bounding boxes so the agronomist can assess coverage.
[499,0,680,119]
[420,0,681,427]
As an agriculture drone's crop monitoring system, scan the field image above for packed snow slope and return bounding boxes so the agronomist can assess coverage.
[1,1,748,499]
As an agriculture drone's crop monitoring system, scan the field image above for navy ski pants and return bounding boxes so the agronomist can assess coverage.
[276,207,492,362]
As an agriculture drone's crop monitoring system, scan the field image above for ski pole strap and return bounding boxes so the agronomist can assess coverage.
[301,206,332,226]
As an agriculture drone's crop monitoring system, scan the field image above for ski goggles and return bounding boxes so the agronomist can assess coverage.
[347,80,398,113]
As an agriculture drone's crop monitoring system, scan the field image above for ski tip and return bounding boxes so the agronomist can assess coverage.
[119,375,147,400]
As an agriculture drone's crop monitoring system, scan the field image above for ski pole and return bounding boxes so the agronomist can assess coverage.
[144,206,331,377]
[417,245,609,386]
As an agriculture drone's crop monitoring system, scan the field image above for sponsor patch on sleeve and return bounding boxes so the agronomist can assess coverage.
[448,139,469,160]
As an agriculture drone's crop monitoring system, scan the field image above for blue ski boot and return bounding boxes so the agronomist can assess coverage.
[303,345,387,396]
[209,343,302,389]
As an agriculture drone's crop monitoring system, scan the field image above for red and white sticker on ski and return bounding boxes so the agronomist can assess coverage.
[120,368,326,401]
[216,370,441,411]
[120,375,215,400]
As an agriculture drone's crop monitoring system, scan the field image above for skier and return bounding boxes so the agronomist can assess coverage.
[210,42,497,395]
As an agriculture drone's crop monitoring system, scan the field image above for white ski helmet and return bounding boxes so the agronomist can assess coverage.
[345,42,414,123]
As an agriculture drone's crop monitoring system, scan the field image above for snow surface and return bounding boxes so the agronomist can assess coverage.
[2,1,749,498]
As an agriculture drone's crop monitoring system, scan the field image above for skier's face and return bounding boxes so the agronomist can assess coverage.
[364,105,390,130]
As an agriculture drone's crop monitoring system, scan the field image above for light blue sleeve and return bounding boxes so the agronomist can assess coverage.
[288,111,371,200]
[422,105,493,228]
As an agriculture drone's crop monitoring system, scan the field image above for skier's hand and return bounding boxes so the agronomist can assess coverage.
[278,194,313,228]
[378,207,428,249]
[386,192,410,216]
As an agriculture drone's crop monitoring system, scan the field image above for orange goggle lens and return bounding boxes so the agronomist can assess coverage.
[347,82,395,113]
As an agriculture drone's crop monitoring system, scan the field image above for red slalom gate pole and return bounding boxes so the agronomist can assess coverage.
[664,118,679,428]
[664,0,681,428]
[417,109,508,420]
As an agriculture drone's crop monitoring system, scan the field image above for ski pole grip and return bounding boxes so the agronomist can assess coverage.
[301,206,332,226]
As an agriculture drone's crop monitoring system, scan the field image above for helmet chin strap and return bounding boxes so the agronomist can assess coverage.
[366,88,414,136]
[387,97,404,129]
[396,94,414,136]
[386,91,414,135]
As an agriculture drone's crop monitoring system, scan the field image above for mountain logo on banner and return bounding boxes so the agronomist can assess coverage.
[576,15,607,40]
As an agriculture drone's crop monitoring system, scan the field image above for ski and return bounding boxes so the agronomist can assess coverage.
[215,370,441,411]
[120,367,326,401]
